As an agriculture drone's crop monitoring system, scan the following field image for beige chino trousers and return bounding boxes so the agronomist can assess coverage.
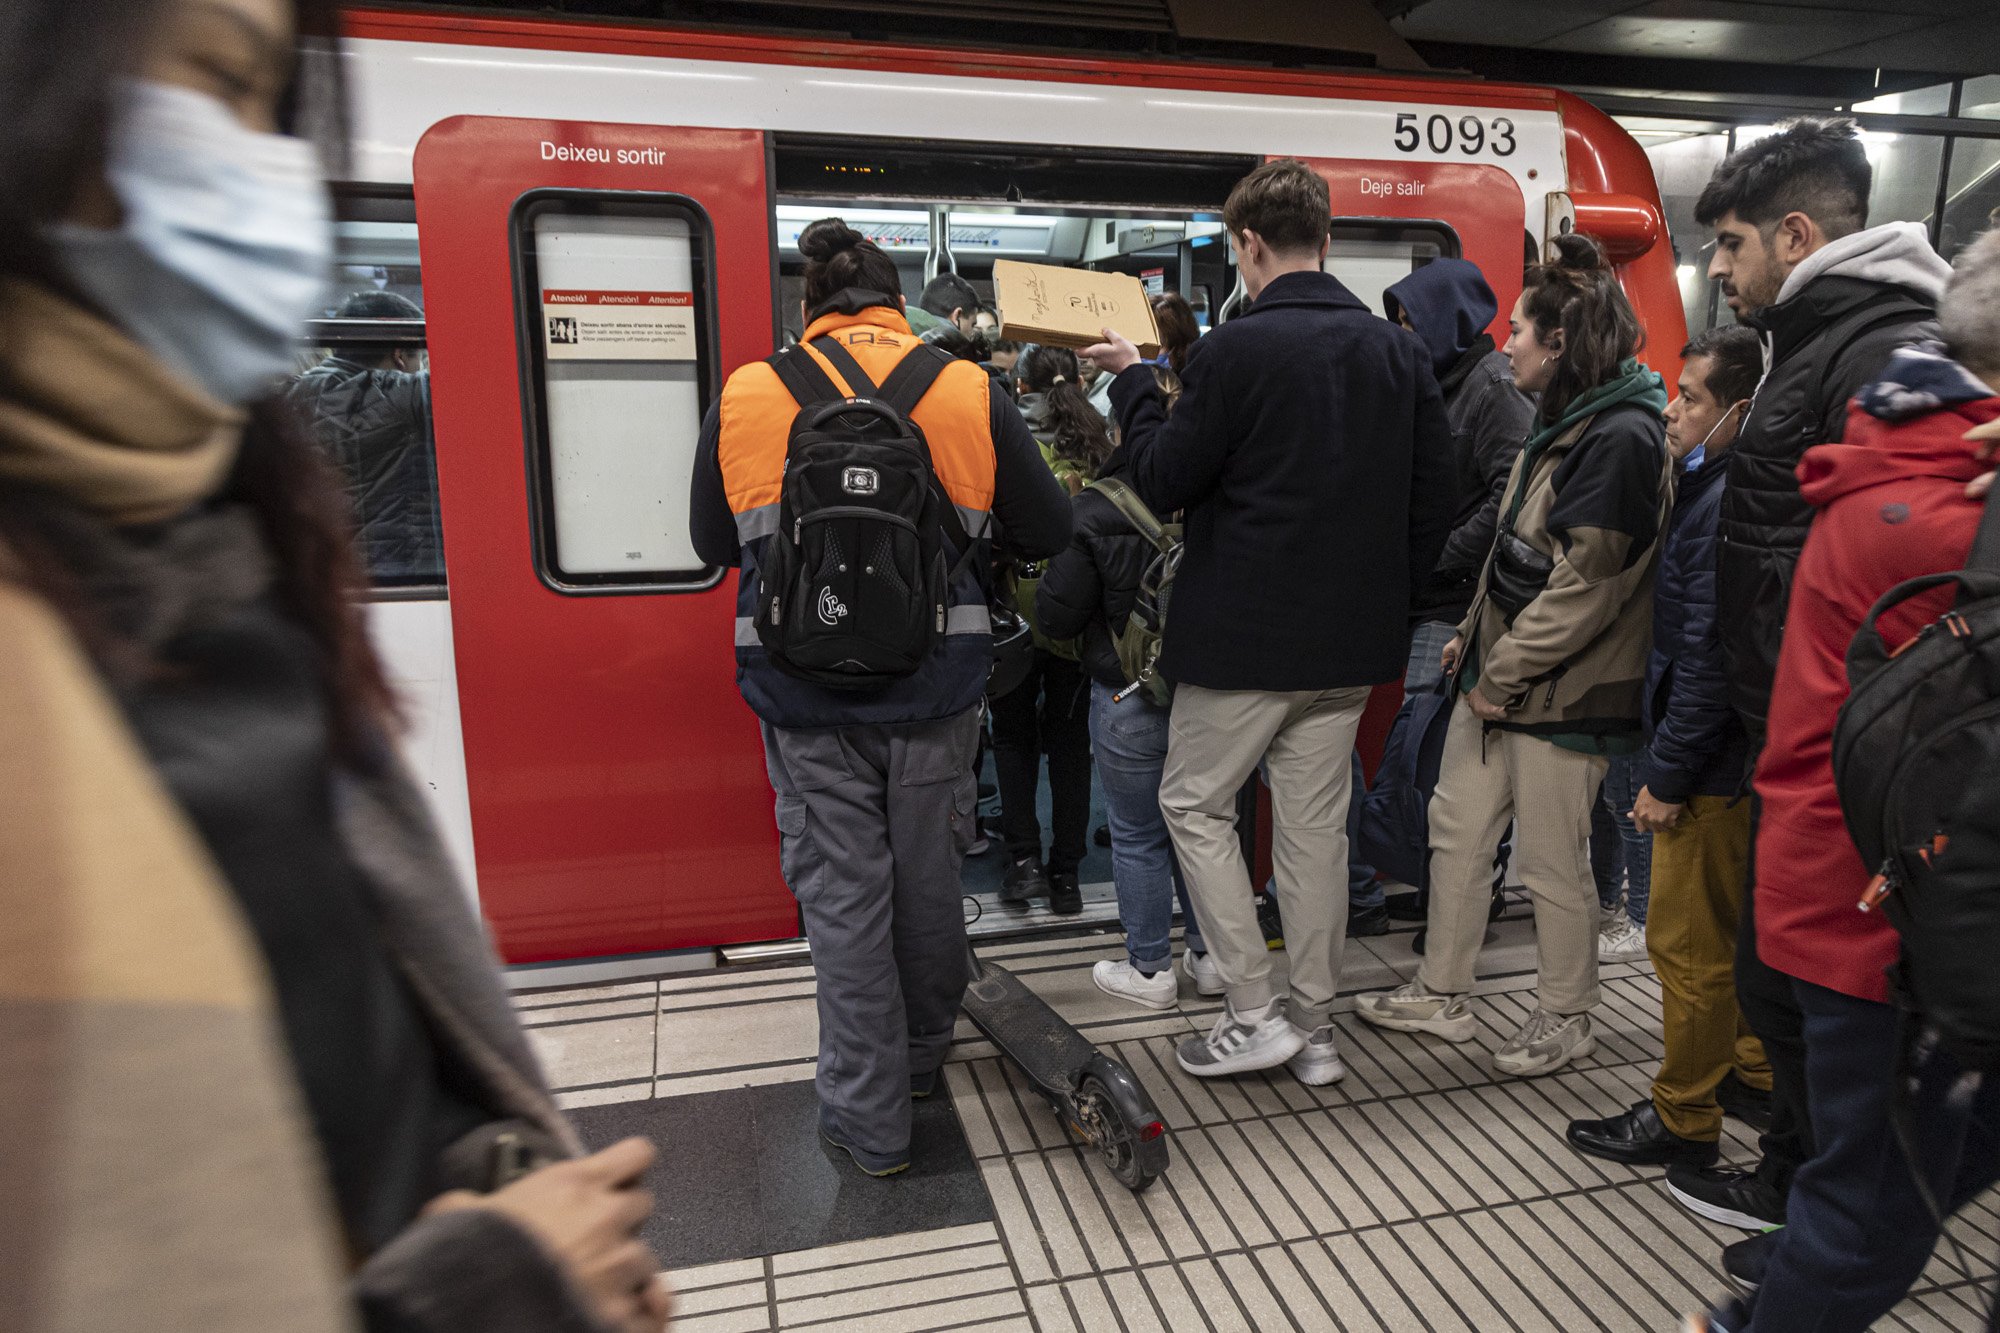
[1418,695,1610,1015]
[1160,683,1373,1027]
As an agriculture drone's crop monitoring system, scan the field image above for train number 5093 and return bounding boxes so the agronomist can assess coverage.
[1393,111,1517,158]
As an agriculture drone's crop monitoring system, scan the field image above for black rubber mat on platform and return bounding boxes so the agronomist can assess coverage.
[566,1078,993,1269]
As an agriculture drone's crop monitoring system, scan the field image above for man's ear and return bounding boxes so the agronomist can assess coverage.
[1774,210,1819,265]
[898,295,908,311]
[1315,232,1331,267]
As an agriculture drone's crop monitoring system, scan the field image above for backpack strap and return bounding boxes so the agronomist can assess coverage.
[767,344,845,408]
[808,336,879,397]
[876,343,955,418]
[1090,477,1172,554]
[1968,481,2000,577]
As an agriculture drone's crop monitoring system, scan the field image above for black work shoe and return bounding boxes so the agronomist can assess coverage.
[910,1068,938,1100]
[1349,903,1391,938]
[1723,1227,1780,1297]
[818,1105,910,1177]
[1717,1073,1774,1133]
[1000,855,1048,906]
[1666,1163,1787,1230]
[1048,870,1083,916]
[1566,1100,1721,1167]
[1094,823,1112,848]
[1385,891,1425,921]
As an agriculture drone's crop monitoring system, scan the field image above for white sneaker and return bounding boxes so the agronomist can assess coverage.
[1599,916,1649,964]
[1287,1023,1346,1086]
[1493,1009,1595,1077]
[1180,949,1225,997]
[1092,959,1177,1011]
[1352,981,1478,1042]
[1175,998,1305,1077]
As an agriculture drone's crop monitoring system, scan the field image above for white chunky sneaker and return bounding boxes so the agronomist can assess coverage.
[1181,948,1225,997]
[1175,998,1305,1077]
[1352,981,1478,1042]
[1287,1023,1347,1086]
[1599,915,1649,964]
[1092,959,1177,1011]
[1493,1009,1595,1077]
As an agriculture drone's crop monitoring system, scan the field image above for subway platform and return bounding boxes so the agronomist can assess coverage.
[516,906,1997,1332]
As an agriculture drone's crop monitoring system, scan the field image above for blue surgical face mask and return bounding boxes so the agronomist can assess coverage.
[51,80,331,406]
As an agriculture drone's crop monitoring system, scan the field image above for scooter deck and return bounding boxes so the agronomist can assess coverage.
[961,959,1098,1095]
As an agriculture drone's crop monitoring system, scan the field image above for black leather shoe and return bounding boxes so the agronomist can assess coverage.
[1566,1100,1721,1166]
[1094,823,1112,848]
[1717,1073,1774,1132]
[1000,856,1048,906]
[1722,1227,1779,1296]
[1048,870,1083,916]
[1349,903,1391,937]
[1385,891,1425,921]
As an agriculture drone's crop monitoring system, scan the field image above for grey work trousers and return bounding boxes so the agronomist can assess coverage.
[1418,694,1610,1014]
[762,708,981,1156]
[1161,683,1373,1028]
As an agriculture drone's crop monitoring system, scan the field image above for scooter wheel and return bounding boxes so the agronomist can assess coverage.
[1076,1074,1158,1193]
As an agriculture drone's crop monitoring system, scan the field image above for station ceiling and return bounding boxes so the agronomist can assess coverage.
[402,1,2000,101]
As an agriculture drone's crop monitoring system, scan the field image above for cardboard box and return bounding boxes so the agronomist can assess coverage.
[993,260,1162,359]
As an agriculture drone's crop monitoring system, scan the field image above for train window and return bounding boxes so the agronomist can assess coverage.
[511,192,720,593]
[1323,221,1458,316]
[293,189,444,595]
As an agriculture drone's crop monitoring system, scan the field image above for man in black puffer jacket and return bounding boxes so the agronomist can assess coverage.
[1663,113,1952,1253]
[1383,258,1535,693]
[289,292,442,584]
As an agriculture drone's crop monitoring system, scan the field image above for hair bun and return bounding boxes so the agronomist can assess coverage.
[798,217,869,264]
[1552,231,1612,274]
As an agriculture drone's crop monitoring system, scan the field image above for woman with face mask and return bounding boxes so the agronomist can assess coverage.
[0,4,667,1331]
[1356,232,1675,1081]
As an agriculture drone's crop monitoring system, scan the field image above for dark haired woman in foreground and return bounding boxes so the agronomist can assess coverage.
[1357,233,1673,1079]
[1,2,667,1329]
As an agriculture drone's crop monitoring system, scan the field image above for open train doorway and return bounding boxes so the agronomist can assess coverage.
[770,136,1471,940]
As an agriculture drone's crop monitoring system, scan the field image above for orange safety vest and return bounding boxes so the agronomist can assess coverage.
[717,301,999,727]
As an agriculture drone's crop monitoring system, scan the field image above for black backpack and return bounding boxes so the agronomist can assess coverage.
[1833,486,2000,1070]
[1087,477,1182,707]
[1357,678,1456,891]
[753,337,975,690]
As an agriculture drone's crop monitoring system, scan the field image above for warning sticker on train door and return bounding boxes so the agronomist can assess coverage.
[540,289,696,360]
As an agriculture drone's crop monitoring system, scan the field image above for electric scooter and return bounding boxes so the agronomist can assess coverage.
[964,609,1170,1192]
[960,942,1171,1192]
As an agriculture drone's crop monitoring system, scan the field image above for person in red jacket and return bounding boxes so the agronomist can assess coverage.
[1690,230,2000,1331]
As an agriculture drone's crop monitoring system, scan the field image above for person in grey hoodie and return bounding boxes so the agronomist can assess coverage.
[1383,258,1535,693]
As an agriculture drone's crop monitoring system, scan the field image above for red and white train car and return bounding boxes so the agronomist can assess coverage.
[333,7,1683,966]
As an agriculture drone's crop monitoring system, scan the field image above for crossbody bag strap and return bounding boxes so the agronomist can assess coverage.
[1089,477,1171,553]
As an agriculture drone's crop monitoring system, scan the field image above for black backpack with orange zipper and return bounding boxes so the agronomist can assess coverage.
[1832,484,2000,1070]
[753,337,977,689]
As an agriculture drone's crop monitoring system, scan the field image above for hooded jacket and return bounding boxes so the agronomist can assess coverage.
[1107,269,1456,691]
[1753,347,1998,1003]
[1637,444,1749,802]
[1459,362,1673,749]
[288,358,441,583]
[1385,260,1536,623]
[1720,221,1951,743]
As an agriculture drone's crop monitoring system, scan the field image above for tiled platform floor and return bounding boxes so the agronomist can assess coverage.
[518,912,2000,1332]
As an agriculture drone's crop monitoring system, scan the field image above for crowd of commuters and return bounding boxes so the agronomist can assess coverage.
[6,1,2000,1327]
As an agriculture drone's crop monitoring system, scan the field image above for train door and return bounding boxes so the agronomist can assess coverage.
[413,117,790,963]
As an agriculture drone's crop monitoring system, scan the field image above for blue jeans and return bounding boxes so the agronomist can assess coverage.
[1404,619,1459,695]
[1590,753,1651,926]
[1089,682,1204,971]
[1720,978,2000,1332]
